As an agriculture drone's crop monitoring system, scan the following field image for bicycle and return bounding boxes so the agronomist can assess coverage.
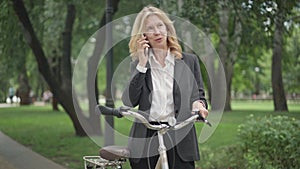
[83,105,211,169]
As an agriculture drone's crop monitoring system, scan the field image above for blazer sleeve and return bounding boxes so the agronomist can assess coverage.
[190,54,208,109]
[121,60,146,107]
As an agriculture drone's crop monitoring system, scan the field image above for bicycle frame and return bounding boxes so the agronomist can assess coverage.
[156,129,169,169]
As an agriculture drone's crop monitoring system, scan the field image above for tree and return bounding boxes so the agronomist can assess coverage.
[217,0,242,111]
[11,0,124,136]
[0,0,31,103]
[87,0,120,136]
[11,0,88,136]
[248,0,299,111]
[180,0,244,111]
[270,1,289,111]
[180,0,300,112]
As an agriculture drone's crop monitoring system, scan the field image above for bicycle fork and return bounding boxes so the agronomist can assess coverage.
[155,131,169,169]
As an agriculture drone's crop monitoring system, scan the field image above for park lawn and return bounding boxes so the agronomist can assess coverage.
[0,106,100,169]
[0,101,299,169]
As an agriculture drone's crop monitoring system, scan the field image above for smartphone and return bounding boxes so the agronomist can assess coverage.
[143,34,149,56]
[144,47,149,57]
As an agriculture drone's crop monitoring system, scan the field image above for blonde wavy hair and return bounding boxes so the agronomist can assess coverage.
[128,6,182,60]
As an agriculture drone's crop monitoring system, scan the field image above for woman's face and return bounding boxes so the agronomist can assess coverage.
[144,15,168,49]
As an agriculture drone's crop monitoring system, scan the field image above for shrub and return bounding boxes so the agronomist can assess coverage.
[238,115,300,169]
[198,145,247,169]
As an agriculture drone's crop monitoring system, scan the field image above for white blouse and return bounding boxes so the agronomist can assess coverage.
[148,49,175,122]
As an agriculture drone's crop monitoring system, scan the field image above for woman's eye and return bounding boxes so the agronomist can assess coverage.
[147,27,154,31]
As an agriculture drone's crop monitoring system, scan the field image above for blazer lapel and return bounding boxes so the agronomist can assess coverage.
[145,62,153,91]
[173,58,185,116]
[173,58,185,92]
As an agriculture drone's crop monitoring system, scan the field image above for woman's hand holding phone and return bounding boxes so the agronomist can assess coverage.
[137,34,150,67]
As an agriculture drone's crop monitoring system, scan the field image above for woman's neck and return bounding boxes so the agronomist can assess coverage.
[153,47,168,66]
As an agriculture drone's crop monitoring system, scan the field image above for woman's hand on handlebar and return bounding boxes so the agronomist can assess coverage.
[192,100,208,119]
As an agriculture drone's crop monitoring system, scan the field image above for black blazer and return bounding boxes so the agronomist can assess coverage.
[122,52,207,162]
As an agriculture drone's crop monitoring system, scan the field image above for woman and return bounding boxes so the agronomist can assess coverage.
[122,5,208,169]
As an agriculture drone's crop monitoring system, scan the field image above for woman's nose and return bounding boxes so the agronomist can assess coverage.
[153,27,161,35]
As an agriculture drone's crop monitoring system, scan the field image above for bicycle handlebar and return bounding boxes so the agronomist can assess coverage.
[96,105,211,130]
[96,105,125,118]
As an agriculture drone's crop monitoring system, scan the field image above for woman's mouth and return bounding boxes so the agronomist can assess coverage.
[155,38,163,42]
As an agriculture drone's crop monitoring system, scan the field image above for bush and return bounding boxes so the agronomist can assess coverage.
[238,115,300,169]
[198,145,247,169]
[197,115,300,169]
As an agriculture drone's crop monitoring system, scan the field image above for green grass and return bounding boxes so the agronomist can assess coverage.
[0,101,299,169]
[0,106,99,169]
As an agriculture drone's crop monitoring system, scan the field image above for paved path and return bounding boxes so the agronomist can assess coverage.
[0,102,45,108]
[0,131,67,169]
[0,103,18,108]
[0,155,15,169]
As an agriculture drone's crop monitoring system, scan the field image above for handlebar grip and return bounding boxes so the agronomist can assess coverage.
[95,105,123,118]
[192,110,212,127]
[198,115,212,127]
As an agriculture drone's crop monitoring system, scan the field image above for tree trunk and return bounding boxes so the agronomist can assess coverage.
[17,68,31,105]
[87,0,120,136]
[87,18,105,136]
[61,4,74,91]
[271,11,288,112]
[218,0,241,111]
[52,96,59,111]
[218,1,231,111]
[11,0,88,136]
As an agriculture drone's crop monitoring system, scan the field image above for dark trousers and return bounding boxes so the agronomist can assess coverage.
[129,128,195,169]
